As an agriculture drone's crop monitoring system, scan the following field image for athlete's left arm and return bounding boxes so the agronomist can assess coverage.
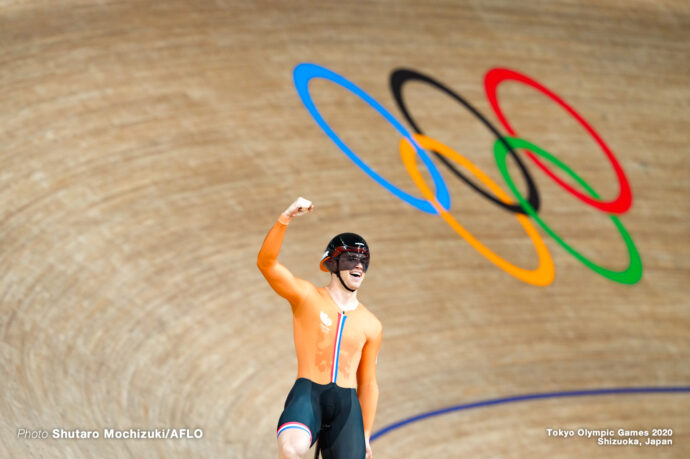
[357,318,383,442]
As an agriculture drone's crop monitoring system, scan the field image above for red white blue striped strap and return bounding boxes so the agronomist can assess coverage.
[277,422,312,445]
[330,313,347,383]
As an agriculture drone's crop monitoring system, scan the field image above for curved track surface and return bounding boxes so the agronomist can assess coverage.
[1,1,689,457]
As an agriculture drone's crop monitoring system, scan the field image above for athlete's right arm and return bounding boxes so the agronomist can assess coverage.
[256,197,314,305]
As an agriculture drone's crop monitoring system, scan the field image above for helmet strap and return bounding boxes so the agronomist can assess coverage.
[335,257,357,292]
[336,271,357,293]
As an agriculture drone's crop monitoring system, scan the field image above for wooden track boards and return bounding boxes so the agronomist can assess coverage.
[1,1,688,457]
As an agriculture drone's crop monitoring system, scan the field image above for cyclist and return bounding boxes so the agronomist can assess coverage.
[258,197,382,459]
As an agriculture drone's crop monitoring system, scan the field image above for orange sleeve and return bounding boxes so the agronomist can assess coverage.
[357,321,383,440]
[257,215,311,306]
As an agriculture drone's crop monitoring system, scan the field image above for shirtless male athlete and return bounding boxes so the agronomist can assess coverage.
[257,197,382,459]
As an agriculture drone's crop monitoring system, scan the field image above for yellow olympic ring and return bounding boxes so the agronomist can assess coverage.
[398,134,555,286]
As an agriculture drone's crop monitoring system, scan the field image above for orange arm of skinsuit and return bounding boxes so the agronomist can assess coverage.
[257,215,311,306]
[357,323,383,440]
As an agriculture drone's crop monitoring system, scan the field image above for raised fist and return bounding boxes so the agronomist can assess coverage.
[283,197,314,219]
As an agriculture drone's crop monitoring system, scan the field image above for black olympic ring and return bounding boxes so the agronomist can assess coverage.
[390,68,541,215]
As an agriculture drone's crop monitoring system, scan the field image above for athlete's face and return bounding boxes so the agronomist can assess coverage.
[337,253,367,290]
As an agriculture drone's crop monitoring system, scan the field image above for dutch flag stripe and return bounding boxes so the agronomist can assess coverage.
[330,313,347,383]
[277,422,312,445]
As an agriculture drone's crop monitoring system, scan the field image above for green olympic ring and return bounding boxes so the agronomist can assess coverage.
[494,137,642,284]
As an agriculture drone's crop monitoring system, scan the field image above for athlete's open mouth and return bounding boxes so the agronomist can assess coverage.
[350,271,362,278]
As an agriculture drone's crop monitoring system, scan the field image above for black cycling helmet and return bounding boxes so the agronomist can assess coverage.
[319,233,370,274]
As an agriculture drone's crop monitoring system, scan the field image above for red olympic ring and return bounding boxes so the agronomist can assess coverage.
[484,68,633,214]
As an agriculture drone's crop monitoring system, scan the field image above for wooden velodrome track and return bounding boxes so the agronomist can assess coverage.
[1,1,688,457]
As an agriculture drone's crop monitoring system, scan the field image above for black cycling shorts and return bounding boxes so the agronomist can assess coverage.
[276,378,366,459]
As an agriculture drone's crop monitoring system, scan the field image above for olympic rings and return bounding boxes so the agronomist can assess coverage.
[293,63,451,215]
[293,63,642,285]
[390,68,540,215]
[485,68,633,214]
[399,134,554,286]
[494,137,642,284]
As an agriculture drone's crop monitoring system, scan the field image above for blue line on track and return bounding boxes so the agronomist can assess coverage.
[371,386,690,441]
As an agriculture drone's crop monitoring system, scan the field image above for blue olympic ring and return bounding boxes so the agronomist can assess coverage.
[293,63,451,215]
